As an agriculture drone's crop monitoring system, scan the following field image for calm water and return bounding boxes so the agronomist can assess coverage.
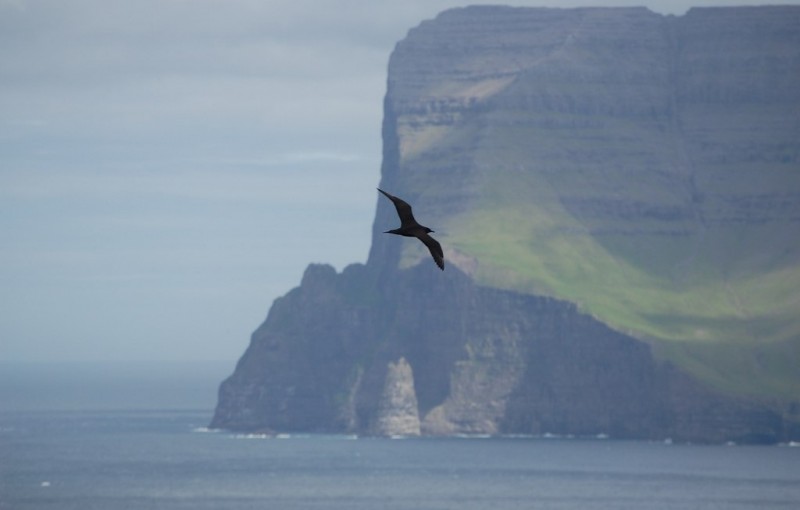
[2,410,799,510]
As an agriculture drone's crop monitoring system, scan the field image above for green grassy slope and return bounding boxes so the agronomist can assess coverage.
[395,110,800,401]
[443,206,800,399]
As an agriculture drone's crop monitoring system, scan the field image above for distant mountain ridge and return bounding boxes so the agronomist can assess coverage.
[212,6,800,443]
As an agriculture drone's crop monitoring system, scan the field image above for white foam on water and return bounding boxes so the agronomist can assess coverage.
[192,427,220,433]
[231,433,271,440]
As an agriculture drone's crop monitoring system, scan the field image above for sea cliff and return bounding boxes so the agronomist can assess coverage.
[212,6,800,443]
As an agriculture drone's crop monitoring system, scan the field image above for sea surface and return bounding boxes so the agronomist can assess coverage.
[2,410,799,510]
[1,363,799,509]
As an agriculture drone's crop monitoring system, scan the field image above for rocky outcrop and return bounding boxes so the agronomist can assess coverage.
[373,358,421,436]
[211,261,800,443]
[211,6,800,443]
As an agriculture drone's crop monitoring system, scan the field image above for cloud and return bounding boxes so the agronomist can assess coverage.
[0,1,393,157]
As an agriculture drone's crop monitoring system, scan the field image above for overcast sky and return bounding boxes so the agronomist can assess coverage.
[2,0,798,365]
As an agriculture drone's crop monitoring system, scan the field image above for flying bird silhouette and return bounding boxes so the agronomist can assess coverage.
[378,188,444,270]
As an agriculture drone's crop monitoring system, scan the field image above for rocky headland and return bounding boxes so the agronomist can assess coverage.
[211,6,800,443]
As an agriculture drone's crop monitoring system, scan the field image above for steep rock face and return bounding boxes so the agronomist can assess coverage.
[212,7,800,442]
[370,4,800,399]
[212,264,375,432]
[212,262,798,442]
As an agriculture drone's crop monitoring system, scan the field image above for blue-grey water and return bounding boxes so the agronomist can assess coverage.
[1,363,799,509]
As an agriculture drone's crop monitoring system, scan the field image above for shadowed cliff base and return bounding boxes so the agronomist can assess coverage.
[211,262,800,443]
[212,6,800,443]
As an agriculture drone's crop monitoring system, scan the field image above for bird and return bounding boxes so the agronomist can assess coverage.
[378,188,444,270]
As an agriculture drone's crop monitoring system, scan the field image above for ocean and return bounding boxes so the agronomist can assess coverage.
[1,364,799,509]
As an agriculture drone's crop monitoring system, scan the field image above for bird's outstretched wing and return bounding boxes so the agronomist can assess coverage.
[378,188,417,227]
[418,232,445,270]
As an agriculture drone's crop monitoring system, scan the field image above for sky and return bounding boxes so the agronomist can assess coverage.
[2,0,799,366]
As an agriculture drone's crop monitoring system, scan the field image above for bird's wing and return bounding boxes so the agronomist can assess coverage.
[418,232,445,270]
[378,188,417,227]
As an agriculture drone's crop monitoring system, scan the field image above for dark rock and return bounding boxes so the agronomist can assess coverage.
[211,262,799,443]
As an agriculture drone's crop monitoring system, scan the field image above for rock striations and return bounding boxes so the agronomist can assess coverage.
[211,6,800,443]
